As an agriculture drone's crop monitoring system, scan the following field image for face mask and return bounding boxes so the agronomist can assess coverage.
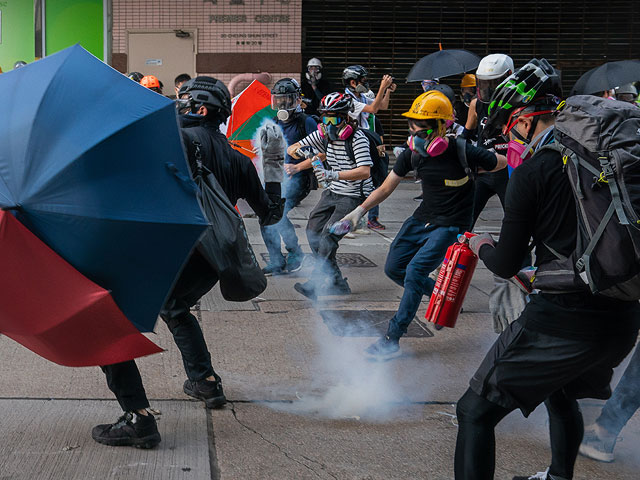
[462,92,474,106]
[318,122,353,141]
[506,138,527,169]
[355,83,369,94]
[408,134,448,157]
[506,125,555,170]
[277,109,290,122]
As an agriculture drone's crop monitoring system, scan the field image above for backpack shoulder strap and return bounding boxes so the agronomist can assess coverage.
[455,137,475,180]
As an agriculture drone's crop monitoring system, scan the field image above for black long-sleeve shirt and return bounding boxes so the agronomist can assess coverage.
[181,120,271,221]
[479,146,639,339]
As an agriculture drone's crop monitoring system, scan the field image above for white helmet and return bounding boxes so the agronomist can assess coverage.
[476,53,514,80]
[306,58,323,82]
[307,58,322,69]
[475,53,514,103]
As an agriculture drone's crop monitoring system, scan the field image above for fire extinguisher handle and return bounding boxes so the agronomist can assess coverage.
[458,231,477,244]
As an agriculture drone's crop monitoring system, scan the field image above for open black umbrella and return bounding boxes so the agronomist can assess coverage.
[571,60,640,95]
[407,49,481,82]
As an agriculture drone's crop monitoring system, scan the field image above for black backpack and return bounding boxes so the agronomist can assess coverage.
[532,96,640,300]
[322,128,389,194]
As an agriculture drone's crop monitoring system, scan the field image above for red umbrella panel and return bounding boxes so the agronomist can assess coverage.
[0,210,162,367]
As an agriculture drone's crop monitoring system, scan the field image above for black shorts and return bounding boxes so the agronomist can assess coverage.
[470,308,639,416]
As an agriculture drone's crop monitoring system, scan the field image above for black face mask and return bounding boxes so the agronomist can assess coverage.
[462,92,475,105]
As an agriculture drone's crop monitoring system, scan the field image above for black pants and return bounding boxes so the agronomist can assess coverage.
[471,169,508,227]
[455,388,583,480]
[456,295,638,480]
[305,189,361,282]
[102,251,219,411]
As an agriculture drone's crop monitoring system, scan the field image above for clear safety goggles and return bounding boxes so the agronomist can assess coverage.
[477,77,504,102]
[271,93,299,111]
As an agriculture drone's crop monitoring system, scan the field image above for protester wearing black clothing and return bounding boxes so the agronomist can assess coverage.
[301,58,332,117]
[457,139,640,480]
[455,59,640,480]
[94,76,283,449]
[471,99,510,223]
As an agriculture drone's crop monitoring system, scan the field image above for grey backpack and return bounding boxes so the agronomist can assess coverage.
[533,95,640,300]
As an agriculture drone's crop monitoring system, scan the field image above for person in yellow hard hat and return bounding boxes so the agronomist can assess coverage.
[338,91,507,358]
[454,74,477,127]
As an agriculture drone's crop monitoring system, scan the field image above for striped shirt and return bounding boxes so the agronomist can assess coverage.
[299,130,373,197]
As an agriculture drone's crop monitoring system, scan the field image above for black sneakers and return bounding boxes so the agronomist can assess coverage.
[365,335,400,358]
[92,411,161,449]
[183,377,227,409]
[294,280,317,300]
[323,277,351,295]
[295,277,351,300]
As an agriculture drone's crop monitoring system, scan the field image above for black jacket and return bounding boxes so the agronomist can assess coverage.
[180,118,278,224]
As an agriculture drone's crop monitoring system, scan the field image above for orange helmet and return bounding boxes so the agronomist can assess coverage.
[141,75,161,89]
[461,74,476,88]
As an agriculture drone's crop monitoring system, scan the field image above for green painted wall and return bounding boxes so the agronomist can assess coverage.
[45,0,103,59]
[0,0,36,72]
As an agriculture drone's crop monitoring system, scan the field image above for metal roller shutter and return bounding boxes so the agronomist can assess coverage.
[302,0,640,147]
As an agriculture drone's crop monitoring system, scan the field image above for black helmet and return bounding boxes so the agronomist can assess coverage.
[486,58,562,137]
[424,84,456,109]
[182,76,232,117]
[342,65,368,86]
[13,61,27,70]
[271,78,302,118]
[127,71,144,83]
[271,78,301,95]
[318,92,353,115]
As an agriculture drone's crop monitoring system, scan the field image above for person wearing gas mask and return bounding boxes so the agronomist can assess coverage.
[465,53,514,225]
[338,91,506,358]
[301,58,333,118]
[455,74,477,129]
[286,93,373,300]
[454,59,640,480]
[259,78,318,276]
[93,76,284,449]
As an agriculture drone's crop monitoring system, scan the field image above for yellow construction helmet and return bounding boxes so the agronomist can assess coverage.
[402,91,454,121]
[461,73,476,88]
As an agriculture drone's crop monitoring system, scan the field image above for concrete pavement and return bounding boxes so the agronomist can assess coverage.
[1,181,639,479]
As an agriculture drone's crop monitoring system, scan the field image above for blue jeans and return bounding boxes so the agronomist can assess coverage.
[384,217,460,338]
[260,173,307,267]
[368,205,380,221]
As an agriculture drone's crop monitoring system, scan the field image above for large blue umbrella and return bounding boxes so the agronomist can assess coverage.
[0,45,208,332]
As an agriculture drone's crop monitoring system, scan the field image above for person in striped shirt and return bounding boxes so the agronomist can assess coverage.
[285,93,372,300]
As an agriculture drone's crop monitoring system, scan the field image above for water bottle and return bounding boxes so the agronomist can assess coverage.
[311,157,328,189]
[329,220,352,235]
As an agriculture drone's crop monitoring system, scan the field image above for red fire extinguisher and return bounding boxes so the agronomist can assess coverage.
[425,232,478,329]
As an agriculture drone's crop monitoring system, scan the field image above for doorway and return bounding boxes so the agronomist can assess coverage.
[128,30,196,98]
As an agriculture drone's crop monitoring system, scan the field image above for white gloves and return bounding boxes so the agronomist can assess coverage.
[469,233,495,256]
[339,206,366,231]
[258,122,286,183]
[314,167,340,184]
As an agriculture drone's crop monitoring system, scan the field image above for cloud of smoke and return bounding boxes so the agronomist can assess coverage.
[270,311,407,422]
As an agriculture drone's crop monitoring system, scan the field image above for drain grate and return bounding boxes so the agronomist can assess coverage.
[261,252,376,268]
[318,310,433,338]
